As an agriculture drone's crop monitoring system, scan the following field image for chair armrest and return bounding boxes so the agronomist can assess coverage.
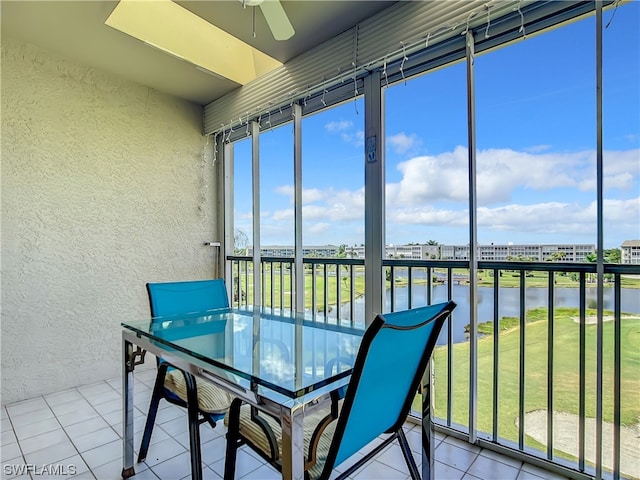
[305,391,340,470]
[249,406,281,461]
[227,398,281,462]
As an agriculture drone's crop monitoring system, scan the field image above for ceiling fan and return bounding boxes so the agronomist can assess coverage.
[241,0,295,41]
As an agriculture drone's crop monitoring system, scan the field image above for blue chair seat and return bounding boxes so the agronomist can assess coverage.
[138,279,232,466]
[223,301,456,480]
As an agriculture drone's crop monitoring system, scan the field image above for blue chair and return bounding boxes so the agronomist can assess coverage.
[138,279,234,464]
[223,300,456,480]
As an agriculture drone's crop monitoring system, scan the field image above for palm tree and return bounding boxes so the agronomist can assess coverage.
[585,252,597,263]
[585,249,619,283]
[605,248,621,264]
[548,251,567,262]
[585,252,597,283]
[234,229,248,255]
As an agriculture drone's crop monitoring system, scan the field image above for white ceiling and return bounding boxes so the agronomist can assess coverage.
[1,0,396,105]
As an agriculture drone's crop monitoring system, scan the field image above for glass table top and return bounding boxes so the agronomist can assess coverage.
[122,307,364,399]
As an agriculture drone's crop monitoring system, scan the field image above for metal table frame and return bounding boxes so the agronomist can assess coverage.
[121,325,356,480]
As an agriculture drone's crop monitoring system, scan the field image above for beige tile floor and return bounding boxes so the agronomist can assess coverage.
[1,369,572,480]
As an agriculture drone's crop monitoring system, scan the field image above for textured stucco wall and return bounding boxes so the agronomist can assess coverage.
[1,38,219,404]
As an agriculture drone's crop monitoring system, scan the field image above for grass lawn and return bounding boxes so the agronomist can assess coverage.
[233,267,366,311]
[477,270,640,288]
[431,307,640,460]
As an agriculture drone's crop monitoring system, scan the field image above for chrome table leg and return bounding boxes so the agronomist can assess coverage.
[122,335,137,479]
[280,404,305,480]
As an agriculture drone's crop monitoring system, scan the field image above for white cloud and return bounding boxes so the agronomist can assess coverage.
[262,145,638,245]
[307,222,332,235]
[340,130,364,147]
[272,208,293,221]
[575,149,640,191]
[325,120,353,133]
[387,146,639,208]
[304,188,329,203]
[275,185,293,197]
[260,223,294,243]
[391,207,468,226]
[580,172,635,191]
[477,202,592,233]
[523,144,552,153]
[275,185,334,204]
[476,197,640,236]
[270,186,364,223]
[594,149,639,190]
[302,188,364,222]
[388,132,421,155]
[602,197,640,223]
[324,119,363,147]
[385,197,640,238]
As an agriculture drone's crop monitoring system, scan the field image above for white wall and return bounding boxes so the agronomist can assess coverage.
[1,38,219,403]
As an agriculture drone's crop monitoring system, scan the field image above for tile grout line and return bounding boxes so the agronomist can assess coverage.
[38,389,95,475]
[5,381,570,480]
[76,381,126,450]
[3,403,26,466]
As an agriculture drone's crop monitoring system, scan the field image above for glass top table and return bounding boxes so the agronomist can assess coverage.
[121,307,364,480]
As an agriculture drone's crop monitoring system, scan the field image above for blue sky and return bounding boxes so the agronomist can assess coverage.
[234,2,639,250]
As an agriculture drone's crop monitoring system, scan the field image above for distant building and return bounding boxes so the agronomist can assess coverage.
[621,240,640,264]
[247,245,341,258]
[439,243,594,262]
[247,243,597,262]
[349,244,438,259]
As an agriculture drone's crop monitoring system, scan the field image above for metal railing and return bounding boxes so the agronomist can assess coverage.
[228,255,363,326]
[227,254,640,480]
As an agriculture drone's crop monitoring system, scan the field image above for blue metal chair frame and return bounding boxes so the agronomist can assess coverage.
[138,279,230,479]
[224,300,456,480]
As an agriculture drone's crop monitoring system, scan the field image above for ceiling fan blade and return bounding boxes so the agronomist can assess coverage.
[259,0,294,41]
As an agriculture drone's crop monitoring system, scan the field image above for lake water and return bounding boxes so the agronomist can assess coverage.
[338,285,640,344]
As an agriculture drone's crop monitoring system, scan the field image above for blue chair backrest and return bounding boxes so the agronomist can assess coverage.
[329,301,456,469]
[146,279,229,322]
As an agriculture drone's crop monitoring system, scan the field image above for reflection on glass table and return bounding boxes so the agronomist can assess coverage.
[121,306,364,480]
